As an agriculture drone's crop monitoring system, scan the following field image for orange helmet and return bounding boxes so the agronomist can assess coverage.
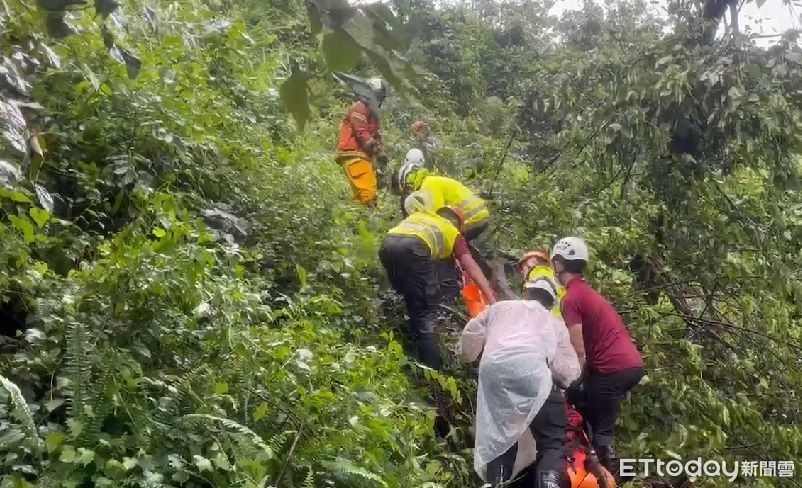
[411,121,427,134]
[437,206,465,231]
[517,250,551,275]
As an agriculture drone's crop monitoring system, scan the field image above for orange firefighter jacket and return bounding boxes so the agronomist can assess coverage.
[335,101,383,161]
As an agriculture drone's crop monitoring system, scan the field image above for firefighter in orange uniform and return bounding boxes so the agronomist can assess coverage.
[334,78,390,207]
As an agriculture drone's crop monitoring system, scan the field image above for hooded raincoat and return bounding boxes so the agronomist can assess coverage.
[460,300,580,481]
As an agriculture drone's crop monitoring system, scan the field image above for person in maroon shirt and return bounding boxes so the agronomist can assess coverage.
[550,236,644,484]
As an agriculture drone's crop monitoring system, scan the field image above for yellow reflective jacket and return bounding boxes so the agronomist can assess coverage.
[387,211,461,260]
[415,175,490,231]
[525,265,566,318]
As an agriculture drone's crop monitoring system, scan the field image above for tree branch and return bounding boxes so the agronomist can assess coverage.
[274,419,306,487]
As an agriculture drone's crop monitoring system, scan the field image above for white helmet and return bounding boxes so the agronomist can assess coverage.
[367,77,388,103]
[551,237,589,262]
[397,160,424,192]
[404,148,425,166]
[403,191,433,215]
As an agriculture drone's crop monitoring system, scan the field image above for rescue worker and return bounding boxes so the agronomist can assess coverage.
[551,237,644,484]
[379,195,495,370]
[461,273,580,488]
[395,157,490,241]
[395,149,427,217]
[393,157,493,299]
[334,78,390,207]
[411,120,441,169]
[517,250,566,318]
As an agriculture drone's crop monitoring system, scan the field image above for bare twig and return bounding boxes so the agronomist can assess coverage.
[665,312,802,353]
[486,125,518,198]
[274,419,306,487]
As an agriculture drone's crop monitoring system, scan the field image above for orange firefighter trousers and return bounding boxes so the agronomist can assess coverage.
[340,157,377,206]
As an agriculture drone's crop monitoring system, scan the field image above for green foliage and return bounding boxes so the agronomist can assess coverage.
[0,376,44,452]
[2,0,802,487]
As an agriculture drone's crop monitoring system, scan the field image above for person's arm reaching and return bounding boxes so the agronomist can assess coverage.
[460,256,495,304]
[561,295,587,372]
[452,235,495,304]
[567,324,586,372]
[549,317,581,388]
[460,307,491,362]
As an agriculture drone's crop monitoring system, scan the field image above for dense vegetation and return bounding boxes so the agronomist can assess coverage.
[1,0,800,486]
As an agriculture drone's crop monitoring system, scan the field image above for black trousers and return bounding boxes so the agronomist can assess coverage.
[379,235,444,370]
[487,387,568,482]
[573,367,644,450]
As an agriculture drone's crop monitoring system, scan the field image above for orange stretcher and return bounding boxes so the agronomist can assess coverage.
[565,404,617,488]
[460,271,491,317]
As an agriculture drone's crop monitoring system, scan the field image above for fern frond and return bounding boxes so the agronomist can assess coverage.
[183,413,274,458]
[143,364,211,437]
[174,364,213,407]
[76,357,116,445]
[0,374,44,450]
[64,317,92,418]
[267,430,291,454]
[303,467,315,488]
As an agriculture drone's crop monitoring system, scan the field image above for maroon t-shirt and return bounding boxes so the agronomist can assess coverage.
[561,277,643,374]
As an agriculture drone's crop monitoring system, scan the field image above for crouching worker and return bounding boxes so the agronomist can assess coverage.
[379,194,496,370]
[393,156,494,299]
[461,275,580,488]
[517,250,566,317]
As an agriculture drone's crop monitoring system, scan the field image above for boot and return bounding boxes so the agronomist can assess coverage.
[417,331,443,370]
[429,378,452,439]
[598,445,621,485]
[535,470,566,488]
[585,455,616,488]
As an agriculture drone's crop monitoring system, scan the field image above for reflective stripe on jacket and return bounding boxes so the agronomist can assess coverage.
[335,101,382,161]
[417,176,490,229]
[525,265,567,318]
[387,211,460,260]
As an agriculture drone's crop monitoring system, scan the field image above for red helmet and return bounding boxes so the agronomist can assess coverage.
[411,121,427,134]
[516,250,551,275]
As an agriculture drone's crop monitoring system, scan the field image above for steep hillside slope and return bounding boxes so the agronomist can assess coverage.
[1,0,801,487]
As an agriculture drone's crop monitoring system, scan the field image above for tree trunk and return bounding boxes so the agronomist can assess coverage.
[729,0,739,38]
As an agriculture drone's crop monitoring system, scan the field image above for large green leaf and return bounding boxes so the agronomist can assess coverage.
[322,30,362,71]
[44,12,77,38]
[364,49,403,91]
[94,0,120,17]
[109,45,142,79]
[9,214,35,243]
[279,72,310,131]
[36,0,86,10]
[307,3,323,35]
[308,0,355,29]
[29,207,51,228]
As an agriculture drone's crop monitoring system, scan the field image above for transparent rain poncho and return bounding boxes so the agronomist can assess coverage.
[460,300,579,482]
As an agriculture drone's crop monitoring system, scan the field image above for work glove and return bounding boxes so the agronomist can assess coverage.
[565,379,586,408]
